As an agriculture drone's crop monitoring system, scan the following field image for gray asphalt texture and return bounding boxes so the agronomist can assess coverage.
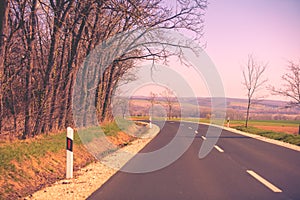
[88,121,300,200]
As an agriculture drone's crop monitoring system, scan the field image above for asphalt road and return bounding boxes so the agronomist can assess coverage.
[88,121,300,200]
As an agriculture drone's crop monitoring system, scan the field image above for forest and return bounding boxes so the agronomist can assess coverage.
[0,0,208,139]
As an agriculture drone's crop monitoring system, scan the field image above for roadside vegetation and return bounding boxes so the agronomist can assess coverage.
[227,120,299,127]
[234,126,300,146]
[0,130,93,199]
[0,121,137,199]
[200,118,300,145]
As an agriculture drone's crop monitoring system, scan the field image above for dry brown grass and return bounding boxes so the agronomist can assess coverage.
[253,125,298,135]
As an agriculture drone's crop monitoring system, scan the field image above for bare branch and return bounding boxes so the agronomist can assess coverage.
[270,60,300,107]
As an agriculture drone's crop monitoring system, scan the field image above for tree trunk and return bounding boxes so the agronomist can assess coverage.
[101,63,116,121]
[48,32,67,131]
[64,74,75,128]
[33,10,63,135]
[245,98,251,128]
[0,0,9,134]
[168,104,172,119]
[23,0,37,139]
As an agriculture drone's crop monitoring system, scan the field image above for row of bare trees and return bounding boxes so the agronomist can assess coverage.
[0,0,208,139]
[148,88,179,119]
[242,55,300,127]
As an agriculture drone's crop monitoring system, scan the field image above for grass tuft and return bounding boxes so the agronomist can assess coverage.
[102,121,121,136]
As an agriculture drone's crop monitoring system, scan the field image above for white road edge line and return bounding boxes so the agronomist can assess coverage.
[201,136,206,140]
[188,127,193,129]
[247,170,282,193]
[214,145,224,153]
[195,130,198,134]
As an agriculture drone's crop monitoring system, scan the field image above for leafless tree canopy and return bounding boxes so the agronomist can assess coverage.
[242,55,268,127]
[160,88,177,119]
[271,60,300,107]
[0,0,208,139]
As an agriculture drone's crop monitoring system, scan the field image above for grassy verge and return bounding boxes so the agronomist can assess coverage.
[78,122,121,143]
[0,131,82,175]
[234,126,300,146]
[229,120,299,127]
[0,121,136,199]
[102,119,133,136]
[0,130,95,199]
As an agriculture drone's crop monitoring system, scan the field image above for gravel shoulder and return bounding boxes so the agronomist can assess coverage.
[24,124,160,200]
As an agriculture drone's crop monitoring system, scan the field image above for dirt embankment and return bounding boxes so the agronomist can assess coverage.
[5,146,94,200]
[0,131,135,200]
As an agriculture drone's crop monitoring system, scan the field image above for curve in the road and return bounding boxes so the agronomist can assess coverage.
[88,121,300,200]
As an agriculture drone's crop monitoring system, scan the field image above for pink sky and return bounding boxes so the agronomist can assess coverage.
[120,0,300,101]
[203,0,300,100]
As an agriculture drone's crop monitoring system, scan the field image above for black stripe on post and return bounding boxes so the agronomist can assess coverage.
[66,137,73,152]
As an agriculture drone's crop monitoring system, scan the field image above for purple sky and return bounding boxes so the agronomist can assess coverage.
[203,0,300,100]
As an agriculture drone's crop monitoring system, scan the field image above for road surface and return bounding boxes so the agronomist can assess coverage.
[88,121,300,200]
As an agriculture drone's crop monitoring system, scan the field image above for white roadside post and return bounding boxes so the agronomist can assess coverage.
[227,117,230,128]
[66,127,74,179]
[149,116,152,129]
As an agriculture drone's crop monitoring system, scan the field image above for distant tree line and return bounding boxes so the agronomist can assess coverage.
[0,0,208,139]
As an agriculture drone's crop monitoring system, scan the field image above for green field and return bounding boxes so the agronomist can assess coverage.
[228,120,299,127]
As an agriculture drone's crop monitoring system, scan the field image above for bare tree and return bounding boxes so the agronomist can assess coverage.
[270,61,300,106]
[148,91,157,118]
[270,60,300,134]
[242,55,268,127]
[160,88,175,119]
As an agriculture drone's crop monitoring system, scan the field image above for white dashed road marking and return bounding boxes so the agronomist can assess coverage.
[195,130,198,134]
[214,145,224,153]
[188,127,193,130]
[247,170,282,193]
[201,136,206,140]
